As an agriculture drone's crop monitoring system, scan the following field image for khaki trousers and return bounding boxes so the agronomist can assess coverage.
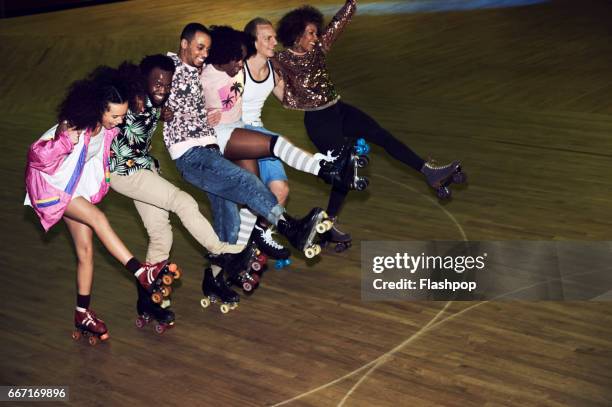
[110,169,242,263]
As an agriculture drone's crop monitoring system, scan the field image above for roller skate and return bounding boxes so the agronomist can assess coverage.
[134,282,175,335]
[320,217,352,253]
[210,243,261,292]
[136,260,181,304]
[317,140,369,191]
[229,246,264,293]
[200,267,240,314]
[350,138,370,191]
[277,208,333,259]
[72,308,109,346]
[421,159,467,199]
[250,223,291,270]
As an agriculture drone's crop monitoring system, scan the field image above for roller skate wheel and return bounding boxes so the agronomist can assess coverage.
[230,303,238,310]
[316,222,329,234]
[161,299,172,309]
[168,263,183,280]
[452,171,467,184]
[220,304,230,314]
[314,245,322,255]
[437,187,451,200]
[256,254,267,263]
[135,317,146,329]
[274,259,284,269]
[161,285,172,297]
[251,273,260,284]
[357,155,369,168]
[71,330,82,341]
[88,335,99,346]
[335,241,352,253]
[154,323,166,335]
[200,297,211,309]
[243,281,253,292]
[320,210,329,219]
[251,261,262,272]
[100,332,110,341]
[304,247,316,259]
[162,274,174,286]
[151,292,163,304]
[353,178,363,191]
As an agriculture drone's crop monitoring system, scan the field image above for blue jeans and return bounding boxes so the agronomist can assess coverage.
[243,124,288,185]
[175,146,284,243]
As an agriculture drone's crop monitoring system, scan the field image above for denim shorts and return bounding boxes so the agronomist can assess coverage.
[243,124,288,185]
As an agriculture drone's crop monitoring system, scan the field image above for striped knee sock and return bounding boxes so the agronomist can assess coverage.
[271,136,322,176]
[237,208,257,245]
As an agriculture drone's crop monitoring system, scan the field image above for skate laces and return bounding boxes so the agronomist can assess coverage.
[261,228,285,250]
[314,150,338,163]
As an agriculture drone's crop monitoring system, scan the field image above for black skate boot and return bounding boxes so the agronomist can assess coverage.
[276,208,333,258]
[420,160,466,199]
[251,222,291,265]
[317,141,369,191]
[135,282,175,334]
[208,243,260,292]
[200,267,240,313]
[250,223,292,270]
[321,217,352,253]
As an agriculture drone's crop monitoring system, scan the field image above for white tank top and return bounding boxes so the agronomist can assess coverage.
[242,59,275,127]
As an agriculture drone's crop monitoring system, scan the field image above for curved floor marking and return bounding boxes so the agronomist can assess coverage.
[271,174,467,406]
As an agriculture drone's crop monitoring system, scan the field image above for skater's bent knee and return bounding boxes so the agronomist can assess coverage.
[269,181,289,206]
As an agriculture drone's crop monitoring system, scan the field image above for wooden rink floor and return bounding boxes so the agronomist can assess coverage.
[1,0,612,405]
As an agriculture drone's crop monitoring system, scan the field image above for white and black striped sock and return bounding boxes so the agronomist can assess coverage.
[237,208,257,245]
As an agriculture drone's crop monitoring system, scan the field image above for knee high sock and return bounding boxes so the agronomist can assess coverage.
[237,207,257,245]
[271,136,322,176]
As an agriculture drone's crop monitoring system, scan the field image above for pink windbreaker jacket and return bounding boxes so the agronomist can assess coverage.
[24,126,119,231]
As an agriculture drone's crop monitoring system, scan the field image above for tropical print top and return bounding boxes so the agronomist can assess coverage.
[110,96,160,175]
[200,64,245,124]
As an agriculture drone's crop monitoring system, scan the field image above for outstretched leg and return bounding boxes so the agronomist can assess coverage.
[224,128,322,175]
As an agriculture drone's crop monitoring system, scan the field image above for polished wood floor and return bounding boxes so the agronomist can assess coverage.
[1,0,611,406]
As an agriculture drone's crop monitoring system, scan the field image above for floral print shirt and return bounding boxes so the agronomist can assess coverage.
[162,53,218,160]
[110,97,160,175]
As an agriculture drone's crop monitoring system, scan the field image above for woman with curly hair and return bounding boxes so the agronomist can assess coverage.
[24,66,174,345]
[275,0,465,249]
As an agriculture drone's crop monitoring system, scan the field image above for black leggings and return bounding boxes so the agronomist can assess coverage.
[304,100,425,216]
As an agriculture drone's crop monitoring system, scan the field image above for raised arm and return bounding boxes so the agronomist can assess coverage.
[320,0,357,53]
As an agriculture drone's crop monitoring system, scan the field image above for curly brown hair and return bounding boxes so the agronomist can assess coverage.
[276,5,323,48]
[57,66,129,130]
